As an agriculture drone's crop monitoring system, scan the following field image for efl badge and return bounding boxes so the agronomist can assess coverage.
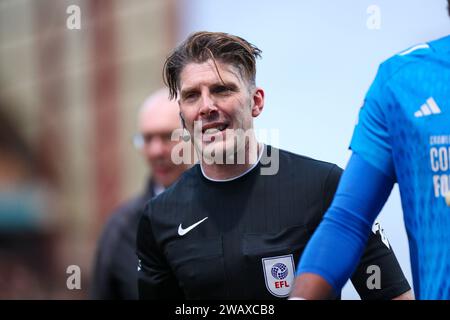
[262,254,295,298]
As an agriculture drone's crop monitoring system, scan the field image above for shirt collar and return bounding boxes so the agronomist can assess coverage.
[200,143,264,182]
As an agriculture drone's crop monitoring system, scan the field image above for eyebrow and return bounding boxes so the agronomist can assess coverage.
[211,83,239,92]
[180,87,197,99]
[180,81,239,98]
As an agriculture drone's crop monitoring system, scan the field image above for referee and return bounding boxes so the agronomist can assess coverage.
[136,31,412,300]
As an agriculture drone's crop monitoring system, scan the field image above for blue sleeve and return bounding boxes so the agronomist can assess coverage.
[350,64,396,178]
[296,152,395,294]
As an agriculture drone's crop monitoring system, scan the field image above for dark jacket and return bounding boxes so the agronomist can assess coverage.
[90,180,155,299]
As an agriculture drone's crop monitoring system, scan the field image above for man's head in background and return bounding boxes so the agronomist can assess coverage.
[135,88,191,188]
[448,0,450,16]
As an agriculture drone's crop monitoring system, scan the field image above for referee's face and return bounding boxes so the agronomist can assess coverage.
[178,59,264,162]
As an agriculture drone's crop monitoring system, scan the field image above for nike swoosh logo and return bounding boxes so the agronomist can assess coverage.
[178,217,208,236]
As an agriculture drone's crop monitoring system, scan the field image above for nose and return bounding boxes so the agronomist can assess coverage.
[199,92,217,118]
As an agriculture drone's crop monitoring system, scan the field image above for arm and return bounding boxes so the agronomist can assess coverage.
[290,152,395,299]
[393,290,414,300]
[136,204,184,299]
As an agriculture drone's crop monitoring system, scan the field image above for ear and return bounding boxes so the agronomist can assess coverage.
[251,87,264,118]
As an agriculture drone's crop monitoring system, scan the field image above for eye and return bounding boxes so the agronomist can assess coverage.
[182,92,199,102]
[138,133,153,146]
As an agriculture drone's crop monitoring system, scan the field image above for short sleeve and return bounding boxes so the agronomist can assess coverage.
[350,224,411,299]
[136,203,184,299]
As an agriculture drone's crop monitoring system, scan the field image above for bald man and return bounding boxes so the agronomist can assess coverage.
[90,89,191,299]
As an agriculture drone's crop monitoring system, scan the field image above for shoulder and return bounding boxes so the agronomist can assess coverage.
[277,147,342,177]
[100,195,147,243]
[141,165,199,218]
[271,147,342,193]
[109,195,147,227]
[154,165,198,201]
[375,40,434,85]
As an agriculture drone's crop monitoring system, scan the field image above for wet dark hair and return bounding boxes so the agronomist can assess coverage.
[163,31,262,100]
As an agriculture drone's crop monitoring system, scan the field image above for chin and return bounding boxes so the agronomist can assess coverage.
[156,177,174,189]
[201,141,231,164]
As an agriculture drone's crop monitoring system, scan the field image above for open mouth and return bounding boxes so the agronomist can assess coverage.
[202,122,229,135]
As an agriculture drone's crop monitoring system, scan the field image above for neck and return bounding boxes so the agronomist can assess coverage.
[200,140,262,181]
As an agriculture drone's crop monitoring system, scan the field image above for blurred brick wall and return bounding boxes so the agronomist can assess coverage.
[0,0,176,298]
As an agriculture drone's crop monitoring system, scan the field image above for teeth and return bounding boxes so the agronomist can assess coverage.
[203,124,227,134]
[204,128,220,135]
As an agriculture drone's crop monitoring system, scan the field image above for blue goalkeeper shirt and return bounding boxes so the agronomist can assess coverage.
[350,35,450,299]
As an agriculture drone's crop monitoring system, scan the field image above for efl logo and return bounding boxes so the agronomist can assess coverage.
[262,254,295,298]
[272,263,290,289]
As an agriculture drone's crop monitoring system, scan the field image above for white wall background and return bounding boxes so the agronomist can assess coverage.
[177,0,450,299]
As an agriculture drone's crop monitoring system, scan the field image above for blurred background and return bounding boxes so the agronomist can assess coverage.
[0,0,449,299]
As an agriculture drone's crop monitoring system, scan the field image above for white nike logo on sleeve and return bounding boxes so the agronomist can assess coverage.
[178,217,208,236]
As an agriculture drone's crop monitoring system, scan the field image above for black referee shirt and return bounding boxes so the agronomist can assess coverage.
[137,145,410,299]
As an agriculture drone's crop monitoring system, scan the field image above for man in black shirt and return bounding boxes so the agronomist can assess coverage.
[136,32,412,299]
[90,89,191,299]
